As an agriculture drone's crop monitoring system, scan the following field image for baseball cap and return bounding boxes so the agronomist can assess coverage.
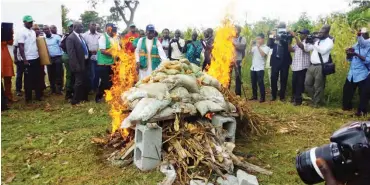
[298,29,310,35]
[23,15,34,23]
[129,23,136,27]
[106,23,115,28]
[146,24,155,31]
[360,27,368,33]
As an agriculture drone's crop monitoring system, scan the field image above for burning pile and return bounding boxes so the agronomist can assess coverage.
[94,17,270,185]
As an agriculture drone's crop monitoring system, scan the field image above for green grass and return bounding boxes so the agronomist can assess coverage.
[2,58,369,185]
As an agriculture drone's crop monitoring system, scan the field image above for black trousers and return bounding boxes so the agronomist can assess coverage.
[16,62,24,92]
[47,56,64,93]
[342,76,370,114]
[24,58,42,102]
[251,70,265,100]
[271,65,289,100]
[71,70,88,105]
[234,60,242,96]
[96,65,113,101]
[292,69,307,104]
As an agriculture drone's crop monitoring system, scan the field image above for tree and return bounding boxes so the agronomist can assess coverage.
[347,3,370,29]
[80,10,104,32]
[61,5,70,32]
[290,12,314,32]
[89,0,139,29]
[251,17,279,36]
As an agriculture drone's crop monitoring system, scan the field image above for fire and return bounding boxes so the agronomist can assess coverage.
[207,15,236,88]
[105,37,137,137]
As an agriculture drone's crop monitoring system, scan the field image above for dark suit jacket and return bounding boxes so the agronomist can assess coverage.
[66,32,88,73]
[268,39,292,68]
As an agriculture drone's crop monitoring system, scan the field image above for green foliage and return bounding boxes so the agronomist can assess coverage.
[347,4,370,29]
[80,11,105,32]
[290,12,314,32]
[61,5,70,32]
[251,17,279,36]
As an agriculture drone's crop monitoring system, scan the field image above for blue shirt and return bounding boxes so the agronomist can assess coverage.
[347,41,370,83]
[45,34,63,57]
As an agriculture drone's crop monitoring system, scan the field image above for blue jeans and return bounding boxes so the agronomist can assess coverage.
[90,59,99,91]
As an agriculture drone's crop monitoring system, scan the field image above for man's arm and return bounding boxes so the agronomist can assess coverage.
[314,39,334,55]
[176,39,184,52]
[18,43,28,65]
[257,45,267,57]
[157,40,168,61]
[134,38,142,63]
[234,37,247,51]
[66,37,78,71]
[168,41,172,60]
[98,35,111,56]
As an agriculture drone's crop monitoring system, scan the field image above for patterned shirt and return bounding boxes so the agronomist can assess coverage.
[291,42,311,71]
[185,40,203,66]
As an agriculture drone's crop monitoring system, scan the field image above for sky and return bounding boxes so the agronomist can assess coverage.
[62,0,352,31]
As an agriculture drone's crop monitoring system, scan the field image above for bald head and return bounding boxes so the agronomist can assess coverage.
[191,31,198,41]
[73,22,84,34]
[43,25,51,37]
[50,25,57,34]
[204,28,213,39]
[175,29,181,39]
[319,24,331,39]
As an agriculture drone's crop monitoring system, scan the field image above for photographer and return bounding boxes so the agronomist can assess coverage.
[304,25,334,107]
[342,28,370,117]
[269,22,292,101]
[289,29,311,106]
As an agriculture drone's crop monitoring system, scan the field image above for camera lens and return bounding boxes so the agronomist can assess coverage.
[296,144,335,184]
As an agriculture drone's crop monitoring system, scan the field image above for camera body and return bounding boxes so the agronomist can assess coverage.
[346,48,356,59]
[296,121,370,184]
[277,30,293,44]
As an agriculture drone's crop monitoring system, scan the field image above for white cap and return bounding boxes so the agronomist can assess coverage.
[360,27,368,33]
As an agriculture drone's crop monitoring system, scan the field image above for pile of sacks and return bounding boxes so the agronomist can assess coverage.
[120,59,237,128]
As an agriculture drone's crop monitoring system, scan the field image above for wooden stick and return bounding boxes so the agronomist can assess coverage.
[228,152,273,175]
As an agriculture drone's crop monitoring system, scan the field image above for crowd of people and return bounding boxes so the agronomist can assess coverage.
[1,15,369,116]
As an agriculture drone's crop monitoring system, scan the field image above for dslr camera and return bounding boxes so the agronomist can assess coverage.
[305,32,319,44]
[296,121,370,184]
[346,48,356,60]
[277,29,293,44]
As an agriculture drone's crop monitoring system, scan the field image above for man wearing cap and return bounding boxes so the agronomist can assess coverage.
[44,25,64,95]
[61,21,75,101]
[135,24,168,80]
[289,29,312,106]
[342,28,370,116]
[17,15,42,103]
[124,23,139,52]
[95,23,116,103]
[82,22,101,93]
[66,22,90,105]
[169,29,185,60]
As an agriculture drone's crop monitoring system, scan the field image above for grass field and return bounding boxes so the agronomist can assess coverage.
[2,87,369,185]
[2,56,369,185]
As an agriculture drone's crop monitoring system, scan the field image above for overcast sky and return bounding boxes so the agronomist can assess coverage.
[62,0,352,31]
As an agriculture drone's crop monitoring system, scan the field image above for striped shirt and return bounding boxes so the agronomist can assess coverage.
[291,42,311,71]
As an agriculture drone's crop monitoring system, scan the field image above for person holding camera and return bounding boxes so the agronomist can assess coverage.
[289,29,312,106]
[304,25,334,107]
[168,29,185,60]
[269,23,292,101]
[342,28,370,117]
[249,33,269,102]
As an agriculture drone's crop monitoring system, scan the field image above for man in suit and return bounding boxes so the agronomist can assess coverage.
[66,22,89,105]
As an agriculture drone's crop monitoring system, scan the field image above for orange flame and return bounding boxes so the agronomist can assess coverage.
[105,36,137,137]
[207,15,236,88]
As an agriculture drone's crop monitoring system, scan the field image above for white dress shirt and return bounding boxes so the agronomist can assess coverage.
[306,37,334,64]
[250,45,270,71]
[170,38,185,60]
[17,27,39,60]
